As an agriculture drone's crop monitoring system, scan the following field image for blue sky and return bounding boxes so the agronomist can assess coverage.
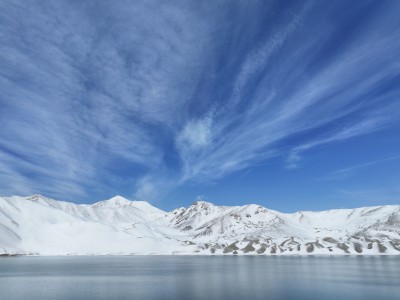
[0,0,399,211]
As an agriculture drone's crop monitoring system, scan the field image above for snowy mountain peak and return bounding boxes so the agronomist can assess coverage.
[90,196,166,219]
[191,201,215,209]
[24,194,61,207]
[1,195,399,256]
[25,194,48,201]
[92,195,141,208]
[240,204,268,213]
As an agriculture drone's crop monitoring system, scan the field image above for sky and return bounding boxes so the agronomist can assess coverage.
[0,0,399,212]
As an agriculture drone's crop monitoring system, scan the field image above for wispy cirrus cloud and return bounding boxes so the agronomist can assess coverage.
[0,0,215,200]
[0,1,399,203]
[174,1,400,182]
[285,104,400,169]
[321,155,400,181]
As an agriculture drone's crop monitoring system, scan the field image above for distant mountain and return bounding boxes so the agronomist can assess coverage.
[1,195,399,255]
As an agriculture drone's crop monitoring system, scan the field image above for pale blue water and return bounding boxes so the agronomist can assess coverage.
[0,256,399,300]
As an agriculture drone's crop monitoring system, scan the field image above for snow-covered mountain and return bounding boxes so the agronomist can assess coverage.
[1,195,399,256]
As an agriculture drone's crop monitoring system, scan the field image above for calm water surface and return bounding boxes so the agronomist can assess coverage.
[0,256,399,300]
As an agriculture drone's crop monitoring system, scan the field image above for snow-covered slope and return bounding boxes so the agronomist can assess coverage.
[1,195,399,255]
[0,195,189,256]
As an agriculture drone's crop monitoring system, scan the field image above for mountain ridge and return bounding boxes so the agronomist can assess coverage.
[1,195,399,256]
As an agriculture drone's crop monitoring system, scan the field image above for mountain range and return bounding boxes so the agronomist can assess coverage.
[1,195,399,255]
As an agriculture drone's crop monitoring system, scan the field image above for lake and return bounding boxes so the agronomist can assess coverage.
[0,256,399,299]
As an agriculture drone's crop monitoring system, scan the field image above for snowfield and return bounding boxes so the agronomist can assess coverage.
[1,195,399,256]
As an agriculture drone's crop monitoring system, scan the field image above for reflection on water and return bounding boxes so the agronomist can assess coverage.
[0,256,399,300]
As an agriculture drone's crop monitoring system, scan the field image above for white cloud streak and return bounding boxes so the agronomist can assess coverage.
[0,1,399,201]
[0,1,215,200]
[322,155,400,181]
[175,1,400,182]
